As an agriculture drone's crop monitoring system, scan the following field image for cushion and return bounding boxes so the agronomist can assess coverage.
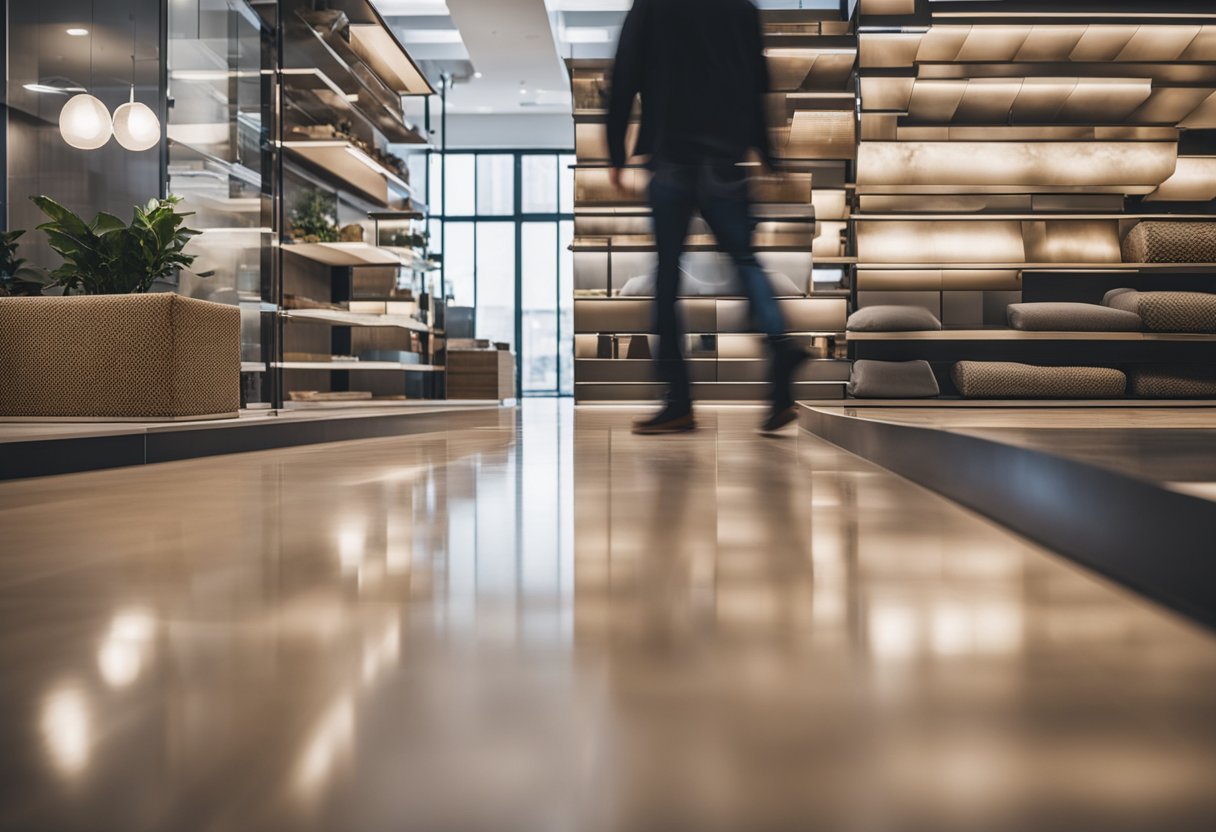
[1122,221,1216,264]
[1007,302,1142,332]
[1102,289,1216,333]
[847,305,942,332]
[848,360,940,399]
[1129,365,1216,399]
[952,362,1126,399]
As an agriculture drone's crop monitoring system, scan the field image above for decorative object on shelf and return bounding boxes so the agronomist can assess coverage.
[112,8,160,152]
[31,195,211,295]
[388,229,429,250]
[1122,221,1216,264]
[625,335,652,360]
[340,223,366,243]
[289,190,340,242]
[952,362,1126,400]
[848,360,940,399]
[0,230,51,297]
[1006,302,1142,333]
[0,293,240,419]
[1103,289,1216,334]
[847,305,941,332]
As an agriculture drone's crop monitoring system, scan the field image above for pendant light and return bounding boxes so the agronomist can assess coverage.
[60,2,112,149]
[112,8,160,152]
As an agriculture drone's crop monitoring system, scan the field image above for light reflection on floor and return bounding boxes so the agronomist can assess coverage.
[0,401,1214,831]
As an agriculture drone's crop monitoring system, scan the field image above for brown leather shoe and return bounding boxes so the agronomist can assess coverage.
[632,406,697,435]
[758,404,799,434]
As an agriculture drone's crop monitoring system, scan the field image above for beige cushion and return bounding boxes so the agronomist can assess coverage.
[952,362,1126,399]
[1007,302,1142,332]
[1122,221,1216,263]
[848,360,939,399]
[0,294,240,419]
[1102,289,1216,333]
[847,305,941,332]
[1129,366,1216,399]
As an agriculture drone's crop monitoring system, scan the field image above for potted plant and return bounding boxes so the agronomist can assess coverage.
[0,229,50,297]
[0,196,241,420]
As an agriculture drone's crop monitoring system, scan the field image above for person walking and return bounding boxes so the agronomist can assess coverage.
[607,0,808,435]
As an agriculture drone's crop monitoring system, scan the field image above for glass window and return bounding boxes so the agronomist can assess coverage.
[522,155,558,214]
[522,223,559,393]
[445,222,475,307]
[477,155,515,215]
[475,222,517,349]
[559,220,575,396]
[559,154,577,215]
[444,154,476,216]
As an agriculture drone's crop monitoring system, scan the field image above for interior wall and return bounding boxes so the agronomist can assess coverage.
[5,0,163,266]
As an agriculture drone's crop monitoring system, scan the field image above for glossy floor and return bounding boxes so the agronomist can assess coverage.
[2,402,1215,832]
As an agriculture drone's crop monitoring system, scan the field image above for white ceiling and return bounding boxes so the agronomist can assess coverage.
[374,0,630,115]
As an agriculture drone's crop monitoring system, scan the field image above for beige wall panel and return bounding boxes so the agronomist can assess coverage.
[858,33,922,69]
[856,220,1026,264]
[1021,220,1122,264]
[1180,91,1216,129]
[859,0,917,15]
[1145,157,1216,202]
[1179,26,1216,61]
[1114,25,1202,63]
[860,113,899,141]
[1127,87,1216,125]
[1013,26,1087,62]
[955,26,1030,62]
[953,79,1024,123]
[860,76,915,112]
[915,26,971,62]
[1070,25,1138,61]
[1009,78,1077,124]
[856,142,1177,193]
[1056,78,1152,124]
[812,190,850,221]
[907,80,967,123]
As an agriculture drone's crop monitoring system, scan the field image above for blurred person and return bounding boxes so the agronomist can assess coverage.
[608,0,808,435]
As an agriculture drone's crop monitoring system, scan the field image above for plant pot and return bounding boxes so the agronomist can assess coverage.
[0,293,241,421]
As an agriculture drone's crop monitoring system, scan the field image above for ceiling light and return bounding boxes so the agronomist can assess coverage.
[563,27,612,44]
[473,71,483,79]
[23,82,85,95]
[60,93,112,150]
[113,98,160,152]
[66,27,89,36]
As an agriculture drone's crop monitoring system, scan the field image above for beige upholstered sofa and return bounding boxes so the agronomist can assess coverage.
[0,293,240,420]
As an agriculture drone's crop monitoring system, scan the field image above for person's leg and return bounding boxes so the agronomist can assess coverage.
[697,163,806,429]
[638,161,697,427]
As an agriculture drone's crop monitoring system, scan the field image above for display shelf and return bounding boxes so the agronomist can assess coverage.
[280,68,427,146]
[276,361,442,372]
[282,309,430,332]
[282,242,407,268]
[282,140,416,207]
[848,330,1216,342]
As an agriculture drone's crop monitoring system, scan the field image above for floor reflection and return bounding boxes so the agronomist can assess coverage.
[0,402,1214,831]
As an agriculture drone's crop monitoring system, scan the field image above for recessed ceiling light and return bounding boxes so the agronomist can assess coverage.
[400,29,464,44]
[519,89,528,95]
[66,27,89,36]
[473,72,483,79]
[23,82,85,94]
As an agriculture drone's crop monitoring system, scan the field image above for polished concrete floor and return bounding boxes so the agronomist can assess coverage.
[2,402,1215,832]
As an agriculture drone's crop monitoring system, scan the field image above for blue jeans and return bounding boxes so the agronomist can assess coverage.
[648,159,786,405]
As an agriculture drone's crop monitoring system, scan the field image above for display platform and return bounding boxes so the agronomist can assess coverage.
[800,403,1216,629]
[0,403,509,481]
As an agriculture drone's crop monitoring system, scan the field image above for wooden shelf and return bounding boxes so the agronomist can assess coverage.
[283,242,406,268]
[282,308,430,332]
[276,361,442,372]
[847,330,1216,342]
[283,141,416,207]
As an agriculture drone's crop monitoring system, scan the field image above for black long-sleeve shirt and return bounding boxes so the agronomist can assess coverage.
[606,0,775,170]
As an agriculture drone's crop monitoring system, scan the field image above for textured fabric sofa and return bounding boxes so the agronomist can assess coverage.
[1121,221,1216,264]
[1103,289,1216,334]
[0,294,241,420]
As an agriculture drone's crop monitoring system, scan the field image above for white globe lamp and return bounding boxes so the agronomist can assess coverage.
[59,93,112,150]
[113,96,160,151]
